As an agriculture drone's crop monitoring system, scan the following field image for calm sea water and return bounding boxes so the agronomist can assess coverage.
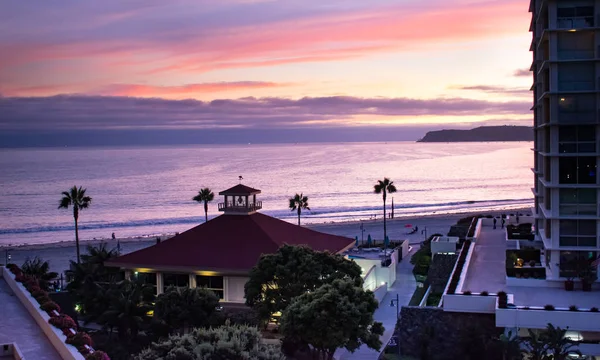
[0,142,533,246]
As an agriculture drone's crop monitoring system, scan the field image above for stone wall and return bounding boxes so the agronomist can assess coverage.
[427,254,458,293]
[398,306,502,360]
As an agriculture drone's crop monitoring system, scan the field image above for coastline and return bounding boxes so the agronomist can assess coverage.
[2,205,532,251]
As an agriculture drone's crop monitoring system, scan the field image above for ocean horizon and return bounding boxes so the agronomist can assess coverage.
[0,141,533,246]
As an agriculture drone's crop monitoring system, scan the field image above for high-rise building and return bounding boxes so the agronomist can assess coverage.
[530,0,599,282]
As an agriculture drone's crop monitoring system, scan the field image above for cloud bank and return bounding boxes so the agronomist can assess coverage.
[0,94,532,131]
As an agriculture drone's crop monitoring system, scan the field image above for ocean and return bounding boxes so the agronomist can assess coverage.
[0,141,533,246]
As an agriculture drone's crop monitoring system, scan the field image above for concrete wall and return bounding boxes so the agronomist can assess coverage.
[443,294,497,314]
[362,265,377,291]
[225,276,248,303]
[372,284,387,304]
[2,267,85,360]
[496,307,600,332]
[0,343,24,360]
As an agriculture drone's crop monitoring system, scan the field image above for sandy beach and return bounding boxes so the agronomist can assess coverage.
[2,207,531,276]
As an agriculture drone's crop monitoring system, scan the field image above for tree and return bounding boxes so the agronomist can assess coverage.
[154,286,220,334]
[66,243,121,322]
[497,330,524,360]
[134,322,284,360]
[373,178,397,252]
[193,188,214,223]
[289,193,310,226]
[245,245,363,324]
[98,279,155,341]
[523,329,548,360]
[280,279,384,360]
[59,186,92,263]
[540,323,580,360]
[21,257,58,291]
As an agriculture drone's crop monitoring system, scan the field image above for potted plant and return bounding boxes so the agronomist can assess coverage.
[564,277,574,291]
[497,291,508,308]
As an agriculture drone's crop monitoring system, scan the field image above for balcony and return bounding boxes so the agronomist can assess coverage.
[218,201,262,212]
[557,17,594,29]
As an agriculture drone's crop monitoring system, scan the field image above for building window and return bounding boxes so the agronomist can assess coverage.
[559,157,597,184]
[559,251,597,278]
[197,275,224,299]
[558,126,596,153]
[557,6,594,28]
[559,188,597,216]
[557,95,596,124]
[163,273,189,288]
[559,220,597,247]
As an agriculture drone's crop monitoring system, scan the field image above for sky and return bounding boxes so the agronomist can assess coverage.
[0,0,533,146]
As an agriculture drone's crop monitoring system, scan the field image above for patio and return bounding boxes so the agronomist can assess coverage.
[462,224,600,309]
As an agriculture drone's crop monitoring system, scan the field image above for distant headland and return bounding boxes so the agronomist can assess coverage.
[417,126,533,143]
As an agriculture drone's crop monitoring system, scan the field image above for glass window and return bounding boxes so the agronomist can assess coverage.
[163,273,189,288]
[196,275,224,299]
[560,251,598,277]
[559,220,597,247]
[136,272,157,286]
[559,157,597,184]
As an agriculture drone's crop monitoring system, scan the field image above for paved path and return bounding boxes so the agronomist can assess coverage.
[337,247,417,360]
[0,279,61,360]
[461,223,506,293]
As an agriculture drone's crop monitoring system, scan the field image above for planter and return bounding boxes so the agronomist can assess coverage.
[564,280,574,291]
[582,280,592,292]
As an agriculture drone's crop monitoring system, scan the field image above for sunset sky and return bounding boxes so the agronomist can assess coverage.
[0,0,533,145]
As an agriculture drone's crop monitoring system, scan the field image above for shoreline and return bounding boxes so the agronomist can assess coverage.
[0,205,532,251]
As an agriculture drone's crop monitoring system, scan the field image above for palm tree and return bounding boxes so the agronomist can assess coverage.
[289,193,310,226]
[58,186,92,263]
[373,178,397,249]
[21,257,58,291]
[497,330,524,360]
[540,323,581,360]
[523,329,548,360]
[99,279,155,341]
[193,188,215,223]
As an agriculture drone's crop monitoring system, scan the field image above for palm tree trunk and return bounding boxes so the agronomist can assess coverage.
[74,211,80,263]
[383,193,387,252]
[204,202,208,223]
[298,208,301,226]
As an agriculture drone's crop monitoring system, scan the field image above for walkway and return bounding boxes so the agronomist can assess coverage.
[461,223,506,293]
[336,247,417,360]
[0,279,61,360]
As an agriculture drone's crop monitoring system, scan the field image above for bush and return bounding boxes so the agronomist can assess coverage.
[86,351,110,360]
[40,301,61,313]
[569,305,578,312]
[31,289,49,300]
[544,304,555,311]
[462,291,472,295]
[590,307,599,312]
[49,315,77,330]
[66,332,93,347]
[480,291,489,296]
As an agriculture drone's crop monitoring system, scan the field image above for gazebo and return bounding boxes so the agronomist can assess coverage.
[106,184,354,304]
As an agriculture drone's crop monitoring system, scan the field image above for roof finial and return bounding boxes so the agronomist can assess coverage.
[239,175,243,184]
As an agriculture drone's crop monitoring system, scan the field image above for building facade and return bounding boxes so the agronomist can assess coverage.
[530,0,600,281]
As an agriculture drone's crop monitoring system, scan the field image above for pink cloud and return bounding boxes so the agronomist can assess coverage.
[0,0,529,81]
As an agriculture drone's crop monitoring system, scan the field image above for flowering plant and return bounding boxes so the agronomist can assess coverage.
[40,301,61,313]
[49,314,77,330]
[85,351,110,360]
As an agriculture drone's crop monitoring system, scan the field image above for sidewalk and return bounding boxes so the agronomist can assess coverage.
[337,247,417,360]
[0,279,61,360]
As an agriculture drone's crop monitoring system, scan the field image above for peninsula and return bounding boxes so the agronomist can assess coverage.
[418,125,533,142]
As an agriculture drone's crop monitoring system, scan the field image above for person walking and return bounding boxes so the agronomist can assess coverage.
[493,218,497,229]
[111,232,116,240]
[501,218,505,229]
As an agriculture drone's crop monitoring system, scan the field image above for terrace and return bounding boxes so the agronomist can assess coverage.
[461,224,600,309]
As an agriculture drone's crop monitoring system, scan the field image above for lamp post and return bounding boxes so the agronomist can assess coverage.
[390,293,400,356]
[360,222,365,244]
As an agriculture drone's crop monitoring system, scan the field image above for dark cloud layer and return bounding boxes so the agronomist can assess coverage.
[452,85,530,97]
[0,94,532,132]
[513,68,531,77]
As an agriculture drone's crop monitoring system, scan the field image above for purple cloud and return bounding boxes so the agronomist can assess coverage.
[513,68,531,77]
[0,94,531,131]
[451,85,530,97]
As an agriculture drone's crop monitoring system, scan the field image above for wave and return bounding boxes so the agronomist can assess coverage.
[0,198,533,236]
